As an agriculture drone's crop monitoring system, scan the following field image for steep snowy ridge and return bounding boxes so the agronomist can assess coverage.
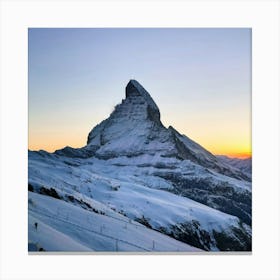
[29,80,252,252]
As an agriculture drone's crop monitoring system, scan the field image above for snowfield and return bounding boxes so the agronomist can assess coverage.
[29,192,202,252]
[29,149,251,252]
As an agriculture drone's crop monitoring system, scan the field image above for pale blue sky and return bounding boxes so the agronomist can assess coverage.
[29,28,251,156]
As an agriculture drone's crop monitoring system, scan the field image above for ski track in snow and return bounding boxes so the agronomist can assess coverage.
[29,192,202,252]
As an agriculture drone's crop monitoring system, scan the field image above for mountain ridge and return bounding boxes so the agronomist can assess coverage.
[56,80,250,182]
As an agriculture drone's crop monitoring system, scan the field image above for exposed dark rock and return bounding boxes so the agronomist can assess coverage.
[28,183,34,192]
[39,187,61,200]
[135,215,152,229]
[155,172,251,226]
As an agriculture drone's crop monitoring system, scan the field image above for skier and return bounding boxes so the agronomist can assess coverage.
[34,222,38,231]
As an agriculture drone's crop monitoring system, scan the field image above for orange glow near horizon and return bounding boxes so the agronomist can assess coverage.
[216,152,252,159]
[198,138,251,159]
[28,106,252,158]
[28,141,251,159]
[28,126,251,159]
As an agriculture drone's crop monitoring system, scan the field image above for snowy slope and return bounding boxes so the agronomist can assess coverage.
[29,192,202,252]
[29,149,251,251]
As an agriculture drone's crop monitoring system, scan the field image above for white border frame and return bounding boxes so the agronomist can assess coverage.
[0,0,279,279]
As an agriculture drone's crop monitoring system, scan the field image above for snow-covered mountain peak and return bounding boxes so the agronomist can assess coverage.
[86,80,163,147]
[58,79,250,181]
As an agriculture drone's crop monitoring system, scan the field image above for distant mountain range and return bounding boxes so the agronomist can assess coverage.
[217,155,252,179]
[28,80,252,252]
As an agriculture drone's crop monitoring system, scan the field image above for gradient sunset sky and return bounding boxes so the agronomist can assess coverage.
[29,28,251,158]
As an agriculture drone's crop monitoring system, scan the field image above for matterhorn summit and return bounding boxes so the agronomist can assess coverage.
[124,79,161,121]
[86,79,171,159]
